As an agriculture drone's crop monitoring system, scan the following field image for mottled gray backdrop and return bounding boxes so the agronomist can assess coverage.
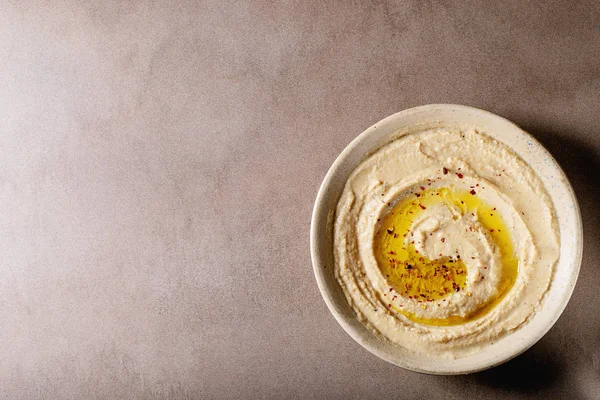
[0,1,598,399]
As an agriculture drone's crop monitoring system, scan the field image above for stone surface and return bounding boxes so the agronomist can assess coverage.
[0,1,599,399]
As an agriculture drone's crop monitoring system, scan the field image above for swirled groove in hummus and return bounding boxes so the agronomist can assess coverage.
[333,127,559,359]
[374,187,518,326]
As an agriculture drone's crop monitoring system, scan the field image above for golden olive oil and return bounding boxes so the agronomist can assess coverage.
[374,187,518,326]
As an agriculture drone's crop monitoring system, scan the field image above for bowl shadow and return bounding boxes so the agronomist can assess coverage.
[467,337,562,392]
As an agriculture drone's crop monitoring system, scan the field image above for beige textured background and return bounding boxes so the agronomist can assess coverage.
[1,1,599,399]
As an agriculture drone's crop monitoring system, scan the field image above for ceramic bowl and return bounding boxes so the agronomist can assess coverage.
[310,104,582,374]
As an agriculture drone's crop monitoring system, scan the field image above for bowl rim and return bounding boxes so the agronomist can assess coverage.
[310,103,583,375]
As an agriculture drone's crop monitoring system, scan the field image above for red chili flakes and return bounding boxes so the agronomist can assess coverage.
[456,173,464,179]
[419,204,426,210]
[389,251,396,255]
[441,238,445,242]
[420,186,425,191]
[387,228,394,234]
[443,167,448,175]
[493,207,497,211]
[470,189,476,195]
[415,193,421,197]
[490,229,495,232]
[389,288,393,292]
[393,233,398,238]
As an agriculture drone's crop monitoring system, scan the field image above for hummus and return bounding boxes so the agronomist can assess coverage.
[333,126,559,358]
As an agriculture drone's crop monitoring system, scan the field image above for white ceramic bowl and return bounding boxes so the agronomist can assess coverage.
[310,104,582,374]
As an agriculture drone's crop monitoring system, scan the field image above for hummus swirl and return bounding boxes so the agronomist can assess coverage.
[334,127,559,358]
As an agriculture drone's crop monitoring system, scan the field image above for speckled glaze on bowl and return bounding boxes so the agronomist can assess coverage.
[310,104,582,375]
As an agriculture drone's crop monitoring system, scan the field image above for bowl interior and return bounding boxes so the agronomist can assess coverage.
[310,104,582,374]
